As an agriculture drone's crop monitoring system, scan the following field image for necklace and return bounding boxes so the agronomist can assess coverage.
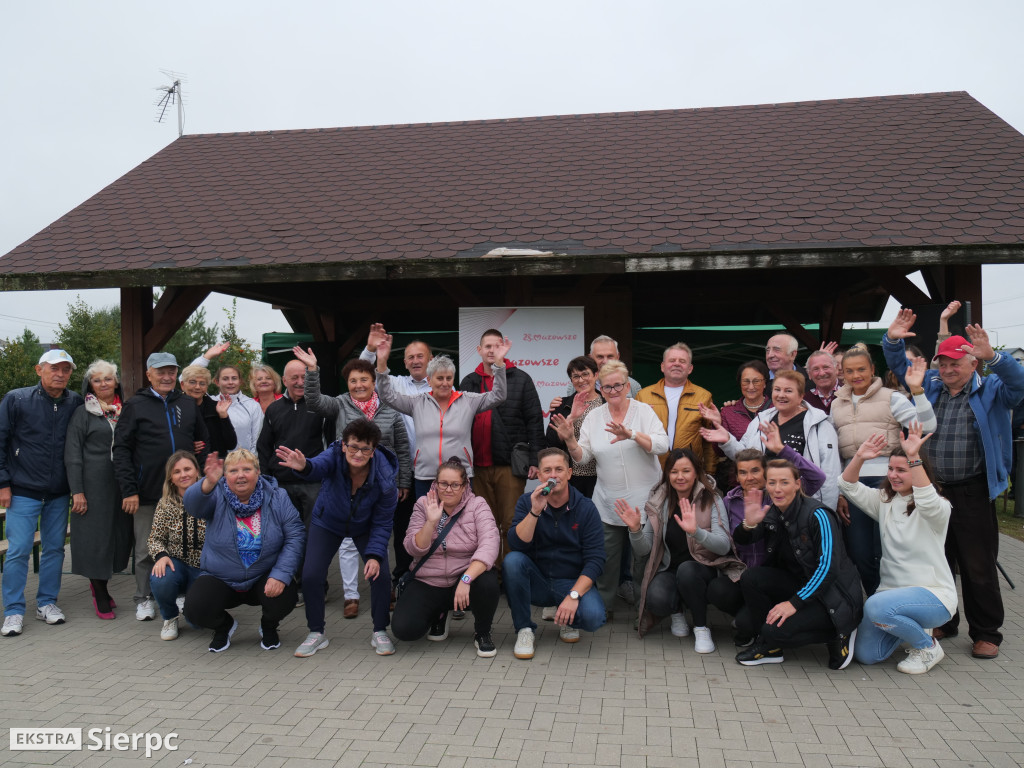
[743,398,766,412]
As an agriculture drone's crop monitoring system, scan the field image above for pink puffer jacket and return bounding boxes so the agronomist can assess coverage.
[404,485,500,588]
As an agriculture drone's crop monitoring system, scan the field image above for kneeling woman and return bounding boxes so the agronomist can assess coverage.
[149,451,206,641]
[617,448,744,654]
[183,449,305,652]
[392,457,501,657]
[733,460,862,669]
[841,425,954,674]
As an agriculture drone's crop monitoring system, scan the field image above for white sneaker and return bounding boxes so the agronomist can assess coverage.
[176,595,186,614]
[161,617,179,641]
[136,599,156,621]
[693,626,716,654]
[294,631,330,658]
[559,624,580,643]
[541,606,557,621]
[371,630,395,656]
[514,627,535,659]
[35,604,66,625]
[670,612,690,637]
[898,639,945,674]
[2,614,24,636]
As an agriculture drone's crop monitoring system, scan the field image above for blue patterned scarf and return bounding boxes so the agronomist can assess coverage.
[219,477,265,519]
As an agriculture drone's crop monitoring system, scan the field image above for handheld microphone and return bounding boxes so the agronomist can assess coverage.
[540,478,558,496]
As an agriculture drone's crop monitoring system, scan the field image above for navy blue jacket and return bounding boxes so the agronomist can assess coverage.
[297,443,398,562]
[508,485,605,583]
[184,475,305,591]
[113,388,208,505]
[0,383,83,498]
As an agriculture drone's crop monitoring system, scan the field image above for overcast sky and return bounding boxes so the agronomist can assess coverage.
[3,1,1023,349]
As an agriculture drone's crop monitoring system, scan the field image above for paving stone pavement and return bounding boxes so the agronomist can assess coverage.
[2,533,1023,767]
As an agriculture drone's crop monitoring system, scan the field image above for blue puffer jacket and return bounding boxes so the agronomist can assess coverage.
[0,383,83,498]
[184,475,306,591]
[883,334,1024,500]
[297,443,398,562]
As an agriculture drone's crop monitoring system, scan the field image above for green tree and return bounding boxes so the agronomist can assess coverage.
[212,299,261,389]
[0,329,45,399]
[56,296,121,391]
[163,305,220,370]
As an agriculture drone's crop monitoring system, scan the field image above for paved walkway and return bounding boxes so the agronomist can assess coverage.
[2,534,1023,767]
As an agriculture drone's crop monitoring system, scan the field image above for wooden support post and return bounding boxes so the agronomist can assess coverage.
[946,265,983,326]
[584,287,633,367]
[761,303,818,351]
[820,291,850,345]
[144,286,211,353]
[120,287,154,396]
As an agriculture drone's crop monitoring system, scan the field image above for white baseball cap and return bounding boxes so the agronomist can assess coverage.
[38,349,76,370]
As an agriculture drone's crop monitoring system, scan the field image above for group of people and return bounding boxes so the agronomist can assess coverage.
[1,301,1022,675]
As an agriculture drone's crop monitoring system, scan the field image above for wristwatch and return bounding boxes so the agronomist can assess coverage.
[569,590,580,600]
[460,573,472,584]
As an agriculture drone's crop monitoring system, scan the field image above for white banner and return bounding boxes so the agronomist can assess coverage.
[458,307,585,423]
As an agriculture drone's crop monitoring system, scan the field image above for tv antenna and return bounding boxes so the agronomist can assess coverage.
[154,70,186,137]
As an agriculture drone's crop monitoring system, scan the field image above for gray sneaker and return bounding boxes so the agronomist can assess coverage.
[36,604,66,625]
[371,630,395,656]
[2,614,24,636]
[294,631,330,657]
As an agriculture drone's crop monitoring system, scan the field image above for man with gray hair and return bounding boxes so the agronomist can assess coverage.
[114,352,208,621]
[765,333,808,382]
[552,334,641,411]
[0,349,83,636]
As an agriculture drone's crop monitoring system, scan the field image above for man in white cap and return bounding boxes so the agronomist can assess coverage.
[113,352,208,621]
[0,349,83,636]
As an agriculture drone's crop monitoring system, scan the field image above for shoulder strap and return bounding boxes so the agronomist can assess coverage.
[408,510,463,577]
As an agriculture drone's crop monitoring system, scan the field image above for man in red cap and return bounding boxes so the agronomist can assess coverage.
[883,307,1024,660]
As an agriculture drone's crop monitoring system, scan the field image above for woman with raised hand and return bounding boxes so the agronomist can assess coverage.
[616,447,743,654]
[732,459,863,669]
[373,328,508,500]
[544,355,605,498]
[190,343,263,453]
[148,450,206,640]
[391,457,501,657]
[841,424,955,674]
[183,448,304,653]
[180,364,237,457]
[249,364,283,414]
[830,346,935,595]
[551,360,669,616]
[65,360,134,619]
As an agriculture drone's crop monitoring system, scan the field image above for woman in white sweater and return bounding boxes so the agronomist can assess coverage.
[839,424,955,674]
[552,360,669,615]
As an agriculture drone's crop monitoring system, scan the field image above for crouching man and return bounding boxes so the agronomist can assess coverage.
[504,448,606,659]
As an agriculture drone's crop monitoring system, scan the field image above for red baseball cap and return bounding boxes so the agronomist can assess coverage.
[933,335,973,361]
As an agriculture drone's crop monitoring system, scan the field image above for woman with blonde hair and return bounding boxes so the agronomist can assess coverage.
[249,364,283,414]
[148,450,206,640]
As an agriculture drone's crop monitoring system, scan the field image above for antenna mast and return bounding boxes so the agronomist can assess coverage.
[154,71,186,137]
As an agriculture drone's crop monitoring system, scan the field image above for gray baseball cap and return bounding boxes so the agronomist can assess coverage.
[146,352,179,369]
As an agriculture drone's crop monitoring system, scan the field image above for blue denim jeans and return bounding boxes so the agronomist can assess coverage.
[2,495,69,616]
[503,551,606,633]
[853,587,952,665]
[149,557,202,620]
[843,475,883,596]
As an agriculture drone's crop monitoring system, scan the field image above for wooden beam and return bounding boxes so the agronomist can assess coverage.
[946,265,983,326]
[819,291,850,345]
[584,288,633,367]
[436,278,482,308]
[120,287,154,396]
[144,286,211,353]
[872,269,932,307]
[761,303,818,350]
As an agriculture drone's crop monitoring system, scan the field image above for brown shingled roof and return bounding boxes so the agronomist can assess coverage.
[4,91,1024,282]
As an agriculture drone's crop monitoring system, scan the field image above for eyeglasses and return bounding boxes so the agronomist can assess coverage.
[437,481,464,491]
[183,379,208,386]
[569,372,593,382]
[741,378,765,386]
[602,382,627,393]
[343,443,374,456]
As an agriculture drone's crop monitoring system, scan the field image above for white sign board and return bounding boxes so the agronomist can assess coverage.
[458,306,585,422]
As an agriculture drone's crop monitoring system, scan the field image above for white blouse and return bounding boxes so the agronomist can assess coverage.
[577,400,669,526]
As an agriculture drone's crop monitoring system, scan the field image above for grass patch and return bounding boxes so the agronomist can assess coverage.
[997,495,1024,543]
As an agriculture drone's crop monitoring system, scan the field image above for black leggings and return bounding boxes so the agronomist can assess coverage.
[184,574,298,632]
[740,566,837,647]
[644,561,718,626]
[391,571,500,640]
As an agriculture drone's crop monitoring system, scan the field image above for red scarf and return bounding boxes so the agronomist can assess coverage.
[352,392,379,421]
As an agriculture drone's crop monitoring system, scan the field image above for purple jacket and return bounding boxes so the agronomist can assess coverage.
[722,445,826,568]
[404,485,500,588]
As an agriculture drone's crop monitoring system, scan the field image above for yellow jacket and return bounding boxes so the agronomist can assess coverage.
[637,378,716,471]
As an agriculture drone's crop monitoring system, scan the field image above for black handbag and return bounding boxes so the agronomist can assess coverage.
[394,511,463,601]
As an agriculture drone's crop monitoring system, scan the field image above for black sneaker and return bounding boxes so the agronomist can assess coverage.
[427,612,451,642]
[736,644,784,666]
[474,632,497,658]
[452,609,466,620]
[260,625,281,650]
[734,633,755,648]
[209,618,238,653]
[827,629,857,670]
